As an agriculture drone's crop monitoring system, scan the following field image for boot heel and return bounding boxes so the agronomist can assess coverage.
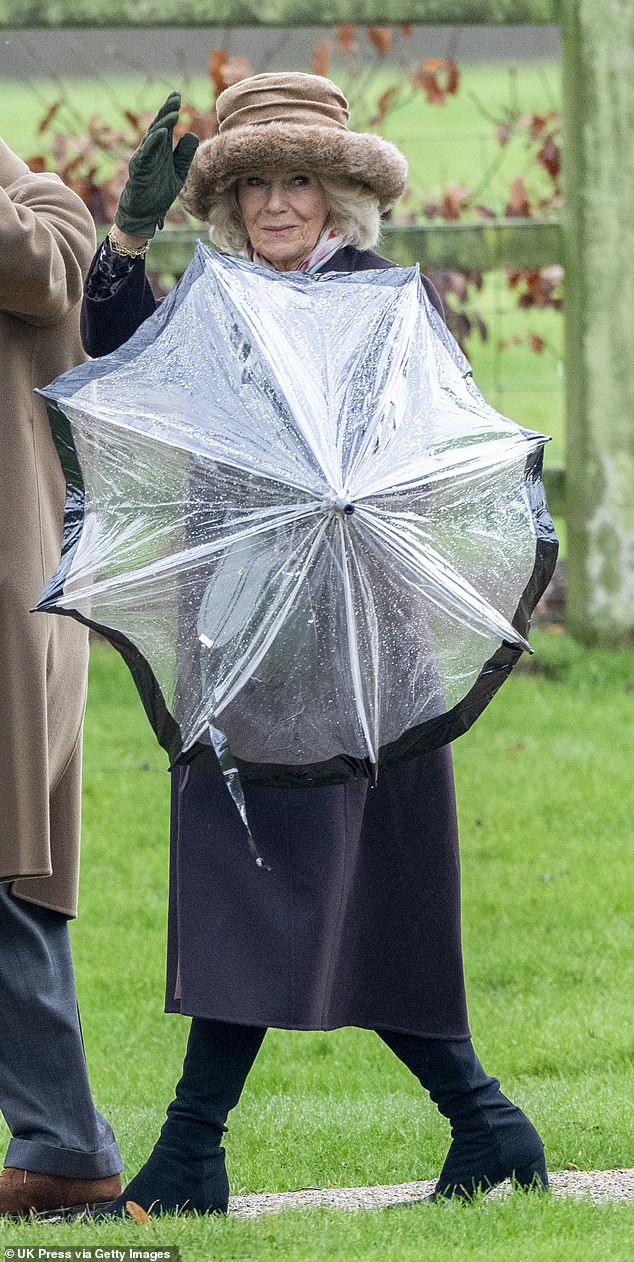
[513,1153,549,1191]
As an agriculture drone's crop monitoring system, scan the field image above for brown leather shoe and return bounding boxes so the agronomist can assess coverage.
[0,1166,122,1217]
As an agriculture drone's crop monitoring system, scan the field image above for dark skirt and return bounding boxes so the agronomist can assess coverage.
[165,746,470,1038]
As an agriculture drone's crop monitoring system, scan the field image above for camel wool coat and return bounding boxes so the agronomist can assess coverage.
[0,139,96,916]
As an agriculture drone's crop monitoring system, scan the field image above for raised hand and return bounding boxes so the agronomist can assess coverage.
[115,92,199,239]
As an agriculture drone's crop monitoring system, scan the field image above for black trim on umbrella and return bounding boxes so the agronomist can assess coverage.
[37,401,86,607]
[36,601,186,766]
[36,401,186,765]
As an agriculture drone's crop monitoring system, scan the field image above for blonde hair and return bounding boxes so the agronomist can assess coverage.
[205,172,382,254]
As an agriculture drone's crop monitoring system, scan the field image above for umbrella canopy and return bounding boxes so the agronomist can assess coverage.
[38,244,557,782]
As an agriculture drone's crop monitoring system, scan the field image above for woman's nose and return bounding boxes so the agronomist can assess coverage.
[266,183,288,211]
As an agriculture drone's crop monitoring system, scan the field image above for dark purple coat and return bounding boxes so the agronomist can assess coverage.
[81,243,470,1038]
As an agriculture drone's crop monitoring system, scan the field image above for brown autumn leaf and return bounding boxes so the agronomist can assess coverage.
[412,68,444,105]
[411,57,460,106]
[336,25,357,54]
[528,111,549,138]
[537,136,561,180]
[37,100,63,135]
[443,58,460,96]
[369,85,400,127]
[27,154,48,172]
[508,267,562,312]
[367,27,393,56]
[401,23,414,36]
[528,110,559,139]
[505,176,531,218]
[311,39,332,78]
[473,203,498,220]
[438,182,469,221]
[208,47,229,95]
[126,1200,151,1225]
[122,108,146,142]
[519,270,546,305]
[530,333,546,353]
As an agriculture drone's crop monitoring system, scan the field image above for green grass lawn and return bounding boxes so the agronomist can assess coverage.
[1,630,632,1258]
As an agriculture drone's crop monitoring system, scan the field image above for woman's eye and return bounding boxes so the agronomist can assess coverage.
[293,175,310,187]
[246,176,266,188]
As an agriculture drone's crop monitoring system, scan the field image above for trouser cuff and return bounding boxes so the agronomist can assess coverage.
[4,1135,124,1179]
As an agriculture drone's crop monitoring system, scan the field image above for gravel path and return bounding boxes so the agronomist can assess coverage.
[229,1169,634,1218]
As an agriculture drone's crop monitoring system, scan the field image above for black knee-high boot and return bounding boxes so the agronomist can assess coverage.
[378,1031,548,1200]
[94,1018,266,1218]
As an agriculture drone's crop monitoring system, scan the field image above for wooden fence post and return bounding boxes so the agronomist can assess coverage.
[561,0,634,646]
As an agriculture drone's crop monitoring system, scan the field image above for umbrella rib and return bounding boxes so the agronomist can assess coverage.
[350,431,546,502]
[66,400,328,500]
[342,287,420,488]
[337,516,377,766]
[358,507,529,651]
[56,503,321,607]
[204,517,331,722]
[214,273,342,493]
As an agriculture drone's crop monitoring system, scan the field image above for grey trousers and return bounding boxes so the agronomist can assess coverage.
[0,883,123,1178]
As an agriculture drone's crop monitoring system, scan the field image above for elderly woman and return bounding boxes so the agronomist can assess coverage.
[81,74,547,1217]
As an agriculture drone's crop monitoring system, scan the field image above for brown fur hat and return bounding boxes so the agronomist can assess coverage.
[181,72,408,218]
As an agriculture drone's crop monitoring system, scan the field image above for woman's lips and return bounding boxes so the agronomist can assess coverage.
[263,225,297,234]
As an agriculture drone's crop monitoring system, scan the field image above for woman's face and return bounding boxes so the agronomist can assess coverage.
[237,172,330,272]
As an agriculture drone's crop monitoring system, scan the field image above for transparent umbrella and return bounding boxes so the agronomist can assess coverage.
[37,244,557,785]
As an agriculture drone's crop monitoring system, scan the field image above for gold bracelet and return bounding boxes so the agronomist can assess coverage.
[107,227,150,259]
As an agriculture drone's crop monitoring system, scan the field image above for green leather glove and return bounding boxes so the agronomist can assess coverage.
[115,92,199,239]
